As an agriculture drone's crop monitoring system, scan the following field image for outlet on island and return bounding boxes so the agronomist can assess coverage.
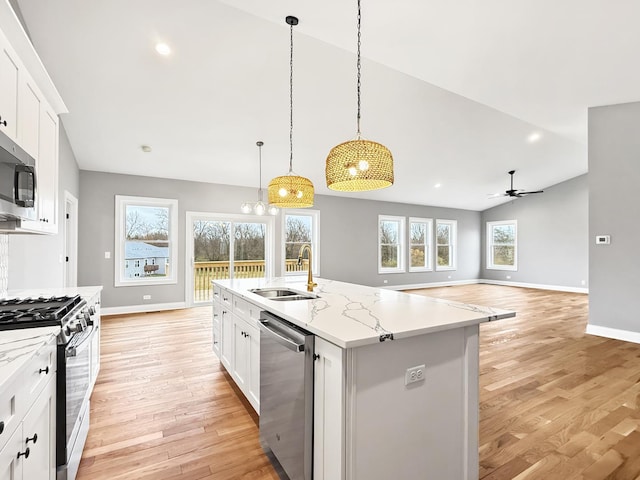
[405,364,426,386]
[143,295,151,300]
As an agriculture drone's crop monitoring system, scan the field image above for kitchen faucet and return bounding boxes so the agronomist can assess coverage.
[298,244,317,292]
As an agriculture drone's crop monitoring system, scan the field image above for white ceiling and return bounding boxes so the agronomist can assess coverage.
[14,0,640,211]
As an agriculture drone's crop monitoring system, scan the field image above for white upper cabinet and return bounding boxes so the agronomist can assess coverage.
[0,29,19,141]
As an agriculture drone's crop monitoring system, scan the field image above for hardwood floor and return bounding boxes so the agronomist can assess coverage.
[77,285,640,479]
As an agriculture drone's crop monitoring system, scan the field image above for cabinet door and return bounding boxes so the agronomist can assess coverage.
[246,322,260,412]
[0,32,19,141]
[232,315,248,390]
[220,307,233,370]
[22,376,56,480]
[314,338,344,480]
[36,106,58,230]
[18,75,40,159]
[0,423,23,480]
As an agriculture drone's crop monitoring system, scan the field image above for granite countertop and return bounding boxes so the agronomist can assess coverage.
[214,277,515,348]
[0,326,60,389]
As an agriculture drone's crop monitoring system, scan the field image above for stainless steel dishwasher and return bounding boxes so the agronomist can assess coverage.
[258,311,314,480]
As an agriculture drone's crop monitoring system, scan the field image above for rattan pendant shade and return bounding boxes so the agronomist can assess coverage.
[326,138,393,191]
[268,15,314,209]
[325,0,394,192]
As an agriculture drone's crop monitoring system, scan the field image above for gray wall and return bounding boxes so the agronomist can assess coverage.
[315,195,481,286]
[8,125,80,289]
[481,174,588,289]
[78,171,480,308]
[588,101,640,333]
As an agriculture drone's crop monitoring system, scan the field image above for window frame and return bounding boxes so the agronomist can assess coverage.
[486,220,518,271]
[282,209,320,277]
[115,195,178,287]
[435,219,457,271]
[378,215,406,274]
[408,217,433,272]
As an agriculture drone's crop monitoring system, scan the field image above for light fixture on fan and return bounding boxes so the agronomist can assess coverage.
[325,0,394,192]
[241,141,278,216]
[267,16,314,208]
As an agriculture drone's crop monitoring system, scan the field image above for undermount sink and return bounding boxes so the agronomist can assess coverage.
[249,288,319,301]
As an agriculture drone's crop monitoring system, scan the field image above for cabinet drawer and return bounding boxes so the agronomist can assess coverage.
[0,375,21,454]
[220,288,232,309]
[0,420,23,480]
[232,296,261,326]
[212,284,223,303]
[23,337,56,403]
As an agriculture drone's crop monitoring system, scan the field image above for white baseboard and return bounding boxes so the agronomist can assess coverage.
[101,301,187,316]
[383,279,481,291]
[586,324,640,345]
[479,279,588,294]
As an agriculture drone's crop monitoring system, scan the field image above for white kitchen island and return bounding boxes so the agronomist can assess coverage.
[213,277,515,480]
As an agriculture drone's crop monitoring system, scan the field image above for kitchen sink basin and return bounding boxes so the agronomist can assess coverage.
[249,288,319,301]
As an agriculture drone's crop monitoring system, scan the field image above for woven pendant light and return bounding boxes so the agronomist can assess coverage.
[268,16,314,208]
[326,0,394,191]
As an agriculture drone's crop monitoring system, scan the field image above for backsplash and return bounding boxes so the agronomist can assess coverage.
[0,234,7,297]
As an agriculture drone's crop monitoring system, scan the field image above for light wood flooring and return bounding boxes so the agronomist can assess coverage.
[77,285,640,480]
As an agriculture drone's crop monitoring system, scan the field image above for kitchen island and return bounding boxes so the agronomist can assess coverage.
[212,277,515,480]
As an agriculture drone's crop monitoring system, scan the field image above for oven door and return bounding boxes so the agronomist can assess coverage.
[58,326,93,466]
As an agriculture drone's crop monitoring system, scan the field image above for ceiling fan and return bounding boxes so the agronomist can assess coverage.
[492,170,544,198]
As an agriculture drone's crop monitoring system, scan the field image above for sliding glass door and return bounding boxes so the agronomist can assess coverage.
[186,213,274,305]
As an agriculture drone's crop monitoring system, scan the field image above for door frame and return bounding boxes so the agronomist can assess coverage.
[185,211,275,307]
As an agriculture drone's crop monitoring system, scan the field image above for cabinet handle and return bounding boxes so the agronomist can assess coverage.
[0,421,4,434]
[39,366,49,375]
[0,120,6,127]
[26,433,38,444]
[313,354,320,361]
[17,448,30,459]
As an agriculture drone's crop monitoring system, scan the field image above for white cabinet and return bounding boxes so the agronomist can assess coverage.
[0,335,57,480]
[0,17,63,235]
[313,337,345,480]
[0,29,19,141]
[212,283,261,413]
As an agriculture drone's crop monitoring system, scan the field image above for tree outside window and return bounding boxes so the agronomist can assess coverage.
[487,220,517,270]
[378,215,405,273]
[283,210,319,275]
[409,218,432,272]
[436,219,457,271]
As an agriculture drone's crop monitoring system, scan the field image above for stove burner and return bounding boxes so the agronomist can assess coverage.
[0,295,84,330]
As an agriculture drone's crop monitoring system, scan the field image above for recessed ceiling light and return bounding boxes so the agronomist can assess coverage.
[527,132,542,143]
[434,183,441,188]
[155,43,171,56]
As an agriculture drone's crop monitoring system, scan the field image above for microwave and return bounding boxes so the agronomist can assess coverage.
[0,129,37,222]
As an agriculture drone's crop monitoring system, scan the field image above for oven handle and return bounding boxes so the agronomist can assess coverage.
[66,325,94,358]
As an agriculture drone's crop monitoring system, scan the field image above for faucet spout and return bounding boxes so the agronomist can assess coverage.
[298,244,317,292]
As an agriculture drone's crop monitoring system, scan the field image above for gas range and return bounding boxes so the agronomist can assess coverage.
[0,295,90,344]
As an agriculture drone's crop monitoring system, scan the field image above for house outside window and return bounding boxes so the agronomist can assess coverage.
[283,210,320,276]
[436,219,457,271]
[115,195,178,286]
[379,215,406,274]
[409,217,433,272]
[486,220,517,271]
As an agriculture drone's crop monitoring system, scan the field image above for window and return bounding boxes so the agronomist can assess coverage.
[378,215,406,273]
[115,196,178,286]
[487,220,517,270]
[283,210,320,276]
[409,217,432,272]
[436,219,457,271]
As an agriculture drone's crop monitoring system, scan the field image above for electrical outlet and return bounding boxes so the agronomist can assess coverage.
[506,275,511,280]
[405,364,426,386]
[581,280,586,286]
[143,295,151,300]
[104,251,111,259]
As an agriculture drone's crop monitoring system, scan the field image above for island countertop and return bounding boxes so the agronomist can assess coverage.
[214,277,515,348]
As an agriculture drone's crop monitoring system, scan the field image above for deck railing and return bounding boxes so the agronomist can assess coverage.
[193,259,308,302]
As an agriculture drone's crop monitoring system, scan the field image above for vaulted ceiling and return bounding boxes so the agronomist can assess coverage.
[15,0,640,210]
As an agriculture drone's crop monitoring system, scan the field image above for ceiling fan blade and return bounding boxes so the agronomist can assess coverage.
[518,190,544,195]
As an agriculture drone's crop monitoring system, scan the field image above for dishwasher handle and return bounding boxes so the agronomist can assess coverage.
[258,314,307,353]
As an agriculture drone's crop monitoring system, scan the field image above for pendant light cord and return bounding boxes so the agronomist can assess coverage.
[356,0,362,139]
[289,21,294,173]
